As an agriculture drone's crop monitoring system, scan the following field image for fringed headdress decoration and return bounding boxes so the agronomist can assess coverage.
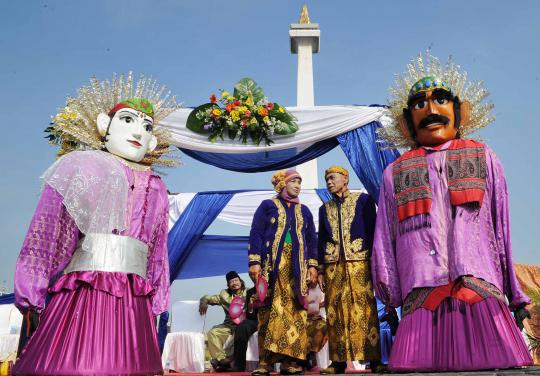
[46,72,181,167]
[379,51,495,149]
[271,169,301,193]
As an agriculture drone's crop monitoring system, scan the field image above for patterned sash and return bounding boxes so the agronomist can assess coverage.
[392,139,486,227]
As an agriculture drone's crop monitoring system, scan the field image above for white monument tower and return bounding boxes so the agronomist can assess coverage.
[290,5,320,189]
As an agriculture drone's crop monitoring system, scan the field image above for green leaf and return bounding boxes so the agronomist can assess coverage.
[186,103,220,134]
[233,78,265,103]
[271,103,298,135]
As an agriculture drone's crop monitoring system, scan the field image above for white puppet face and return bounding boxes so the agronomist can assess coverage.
[97,108,157,162]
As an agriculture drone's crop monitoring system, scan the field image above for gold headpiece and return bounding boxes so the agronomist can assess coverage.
[379,51,495,149]
[46,72,181,167]
[325,165,349,178]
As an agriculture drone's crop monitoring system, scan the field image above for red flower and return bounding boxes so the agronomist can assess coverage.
[226,104,234,112]
[266,102,274,110]
[234,100,241,107]
[241,119,247,128]
[210,94,217,103]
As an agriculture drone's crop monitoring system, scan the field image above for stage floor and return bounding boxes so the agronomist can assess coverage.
[165,366,540,376]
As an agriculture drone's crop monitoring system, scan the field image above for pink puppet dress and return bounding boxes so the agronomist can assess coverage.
[12,74,178,375]
[13,150,170,375]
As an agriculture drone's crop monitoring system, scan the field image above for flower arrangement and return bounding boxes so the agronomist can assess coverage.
[186,78,298,146]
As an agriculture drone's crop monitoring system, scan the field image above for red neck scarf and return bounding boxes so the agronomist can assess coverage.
[280,189,300,204]
[392,139,486,226]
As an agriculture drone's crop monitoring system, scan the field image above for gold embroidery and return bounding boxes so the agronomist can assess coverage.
[271,198,287,274]
[295,203,308,296]
[270,217,276,224]
[263,254,271,281]
[308,258,318,267]
[323,193,366,262]
[324,243,337,263]
[324,199,339,262]
[341,192,361,261]
[249,254,261,263]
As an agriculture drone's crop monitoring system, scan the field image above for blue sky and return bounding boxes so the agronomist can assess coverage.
[1,1,539,324]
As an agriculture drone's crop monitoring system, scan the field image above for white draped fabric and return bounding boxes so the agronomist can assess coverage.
[168,189,366,230]
[0,304,22,362]
[159,106,390,153]
[162,300,206,373]
[0,334,18,362]
[162,332,205,373]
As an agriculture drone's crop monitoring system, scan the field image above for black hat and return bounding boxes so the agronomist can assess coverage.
[226,271,240,283]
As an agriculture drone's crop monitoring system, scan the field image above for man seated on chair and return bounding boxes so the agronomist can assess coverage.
[232,283,259,372]
[199,271,247,372]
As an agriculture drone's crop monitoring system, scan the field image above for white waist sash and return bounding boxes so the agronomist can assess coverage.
[64,233,148,277]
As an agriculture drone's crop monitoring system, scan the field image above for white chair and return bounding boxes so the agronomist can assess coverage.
[0,304,23,362]
[161,300,206,373]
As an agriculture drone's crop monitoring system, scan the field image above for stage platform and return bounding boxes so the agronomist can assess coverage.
[165,366,540,376]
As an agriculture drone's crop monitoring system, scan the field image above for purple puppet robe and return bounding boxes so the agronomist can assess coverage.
[13,151,169,376]
[372,140,532,371]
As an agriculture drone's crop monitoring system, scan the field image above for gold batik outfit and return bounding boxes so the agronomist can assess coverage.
[307,316,327,353]
[258,233,308,363]
[249,196,318,368]
[319,191,381,362]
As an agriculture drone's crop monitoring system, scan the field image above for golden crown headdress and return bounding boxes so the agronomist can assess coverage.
[379,51,495,149]
[46,72,181,167]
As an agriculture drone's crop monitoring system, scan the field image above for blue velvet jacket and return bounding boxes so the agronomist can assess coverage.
[318,191,376,266]
[248,197,318,307]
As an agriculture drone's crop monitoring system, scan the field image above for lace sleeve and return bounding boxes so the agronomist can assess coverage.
[14,185,80,313]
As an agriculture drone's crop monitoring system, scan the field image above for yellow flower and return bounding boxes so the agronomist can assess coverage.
[239,106,248,113]
[226,96,234,101]
[245,97,253,106]
[263,116,270,123]
[221,91,230,97]
[230,110,240,121]
[212,108,222,117]
[250,117,257,125]
[278,107,285,113]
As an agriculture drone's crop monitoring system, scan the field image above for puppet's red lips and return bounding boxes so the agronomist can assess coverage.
[127,140,142,148]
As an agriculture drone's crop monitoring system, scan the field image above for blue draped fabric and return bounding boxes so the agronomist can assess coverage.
[0,293,15,305]
[337,121,400,201]
[377,299,393,364]
[161,192,236,347]
[315,188,332,203]
[180,137,339,173]
[157,311,169,352]
[168,192,238,282]
[177,235,249,279]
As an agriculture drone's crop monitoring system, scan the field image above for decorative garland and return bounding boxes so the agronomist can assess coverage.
[187,78,298,146]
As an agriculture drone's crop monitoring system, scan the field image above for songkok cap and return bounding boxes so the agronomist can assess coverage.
[325,165,349,178]
[226,270,240,283]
